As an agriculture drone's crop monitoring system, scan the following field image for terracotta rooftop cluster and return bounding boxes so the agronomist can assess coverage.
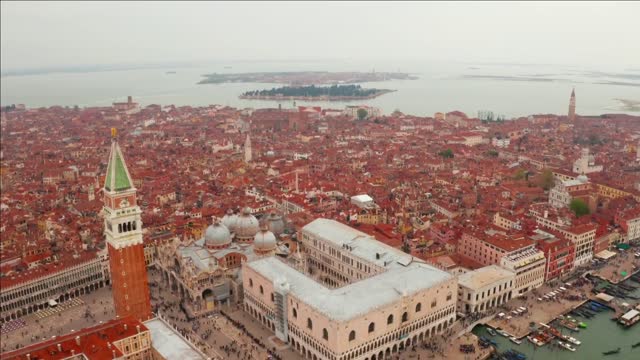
[1,102,639,277]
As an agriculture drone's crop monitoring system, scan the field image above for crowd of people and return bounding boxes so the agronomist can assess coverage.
[218,310,286,360]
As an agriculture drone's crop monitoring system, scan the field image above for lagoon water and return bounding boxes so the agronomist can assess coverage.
[1,60,639,117]
[473,283,640,360]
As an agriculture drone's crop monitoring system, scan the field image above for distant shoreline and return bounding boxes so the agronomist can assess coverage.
[239,89,395,102]
[198,71,418,85]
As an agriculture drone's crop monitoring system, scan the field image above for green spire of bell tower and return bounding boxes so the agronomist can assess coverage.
[104,128,134,192]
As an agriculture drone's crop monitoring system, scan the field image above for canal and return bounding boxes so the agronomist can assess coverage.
[472,279,640,360]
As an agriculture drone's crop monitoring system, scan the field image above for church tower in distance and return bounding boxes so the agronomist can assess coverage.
[244,133,252,163]
[568,88,576,122]
[103,128,152,321]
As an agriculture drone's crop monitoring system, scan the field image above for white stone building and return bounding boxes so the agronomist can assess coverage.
[499,246,546,296]
[572,148,603,174]
[457,265,515,314]
[242,219,457,360]
[549,175,591,208]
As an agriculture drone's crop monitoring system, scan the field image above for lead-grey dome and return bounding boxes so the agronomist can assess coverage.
[205,220,231,248]
[254,228,277,253]
[221,209,238,233]
[266,212,285,236]
[234,207,259,241]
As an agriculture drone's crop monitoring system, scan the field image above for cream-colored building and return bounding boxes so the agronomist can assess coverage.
[499,246,545,296]
[572,148,602,174]
[0,254,107,322]
[549,175,591,208]
[242,219,457,360]
[457,265,515,314]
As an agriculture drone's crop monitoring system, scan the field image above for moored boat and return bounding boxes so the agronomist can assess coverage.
[579,322,588,328]
[557,341,577,352]
[632,342,640,348]
[527,336,542,346]
[559,319,579,331]
[497,329,510,337]
[487,328,497,336]
[509,336,523,345]
[563,335,581,346]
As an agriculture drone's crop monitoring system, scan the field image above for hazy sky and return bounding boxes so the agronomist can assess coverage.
[2,1,639,70]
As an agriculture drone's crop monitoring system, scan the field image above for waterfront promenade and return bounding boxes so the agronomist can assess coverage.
[590,249,639,284]
[486,280,588,338]
[487,252,640,338]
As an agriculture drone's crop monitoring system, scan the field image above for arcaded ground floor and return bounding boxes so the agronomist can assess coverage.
[1,286,116,353]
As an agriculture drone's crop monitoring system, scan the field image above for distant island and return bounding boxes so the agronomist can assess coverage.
[198,71,417,85]
[239,84,394,101]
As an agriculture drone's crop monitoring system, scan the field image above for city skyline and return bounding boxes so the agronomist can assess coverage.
[2,2,640,359]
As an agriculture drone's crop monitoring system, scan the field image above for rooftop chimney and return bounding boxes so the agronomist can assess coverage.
[57,343,62,352]
[75,336,81,346]
[107,342,112,349]
[127,96,132,104]
[26,355,31,360]
[124,324,128,331]
[544,210,548,219]
[71,350,76,356]
[136,325,141,333]
[112,349,117,359]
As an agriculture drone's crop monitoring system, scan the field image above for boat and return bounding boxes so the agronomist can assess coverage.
[578,322,587,328]
[603,348,621,355]
[509,336,523,345]
[563,335,581,346]
[487,328,497,336]
[527,336,542,346]
[557,341,577,352]
[526,331,552,347]
[632,342,640,348]
[497,329,510,337]
[559,319,579,331]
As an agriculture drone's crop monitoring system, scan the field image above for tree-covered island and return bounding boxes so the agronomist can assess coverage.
[239,84,394,101]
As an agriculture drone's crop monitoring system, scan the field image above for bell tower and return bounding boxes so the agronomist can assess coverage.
[103,128,152,321]
[568,88,576,122]
[244,133,252,163]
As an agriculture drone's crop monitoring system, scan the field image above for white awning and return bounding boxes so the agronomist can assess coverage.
[595,293,614,303]
[595,249,617,260]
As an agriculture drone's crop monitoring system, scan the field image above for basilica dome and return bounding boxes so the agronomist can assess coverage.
[234,207,259,241]
[221,209,238,233]
[254,227,277,253]
[266,212,285,236]
[204,219,231,249]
